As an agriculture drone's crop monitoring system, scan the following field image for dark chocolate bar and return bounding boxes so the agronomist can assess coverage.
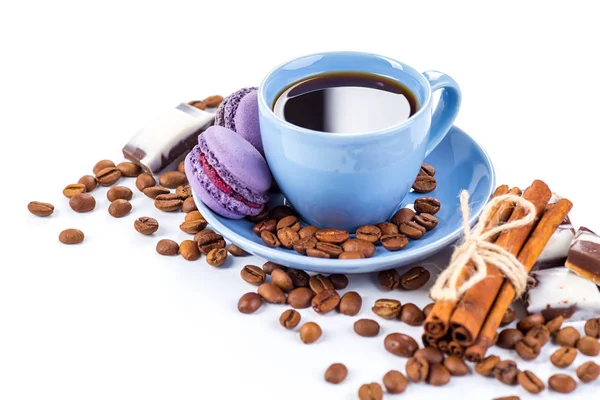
[566,227,600,284]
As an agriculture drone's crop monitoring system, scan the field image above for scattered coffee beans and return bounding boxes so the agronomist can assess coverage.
[63,183,86,198]
[261,261,284,275]
[378,269,400,290]
[280,309,301,329]
[399,221,426,239]
[384,333,418,357]
[287,287,314,309]
[406,356,429,383]
[299,322,322,344]
[444,355,470,376]
[494,360,519,385]
[342,239,376,258]
[577,336,600,356]
[555,326,580,347]
[314,242,343,258]
[413,174,437,193]
[238,292,262,314]
[376,222,398,235]
[475,355,501,377]
[143,186,170,199]
[518,370,545,394]
[516,314,545,333]
[381,234,409,250]
[545,315,564,334]
[315,228,349,244]
[311,289,340,314]
[154,193,184,211]
[180,219,207,234]
[414,213,438,231]
[28,201,54,217]
[287,268,309,286]
[328,274,348,289]
[136,173,156,191]
[497,329,523,350]
[500,308,517,326]
[355,225,382,243]
[293,236,316,254]
[271,268,294,292]
[419,163,435,177]
[382,370,408,394]
[196,230,225,254]
[159,171,187,188]
[134,217,159,235]
[414,197,441,214]
[246,206,269,223]
[428,363,451,386]
[107,186,133,202]
[59,228,84,244]
[225,244,246,257]
[551,346,578,368]
[577,361,600,383]
[116,161,142,177]
[400,303,425,326]
[156,239,179,255]
[180,240,201,261]
[358,383,383,400]
[269,205,294,221]
[585,317,600,338]
[306,248,330,258]
[185,210,206,222]
[339,291,362,316]
[96,167,121,186]
[69,193,96,213]
[203,95,224,108]
[93,159,115,175]
[240,265,266,285]
[515,337,541,361]
[309,274,334,294]
[278,227,300,249]
[422,303,434,317]
[182,197,197,213]
[276,215,300,231]
[257,283,286,304]
[353,319,380,337]
[78,175,97,192]
[400,266,430,290]
[338,251,364,259]
[548,374,577,394]
[261,231,281,248]
[524,324,550,346]
[206,248,227,267]
[372,298,401,319]
[324,363,348,384]
[108,199,132,218]
[414,347,443,364]
[391,208,414,226]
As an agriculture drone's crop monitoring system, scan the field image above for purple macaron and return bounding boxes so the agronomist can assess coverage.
[185,125,271,219]
[215,87,264,155]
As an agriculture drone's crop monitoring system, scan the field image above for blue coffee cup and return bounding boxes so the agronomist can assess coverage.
[258,51,461,231]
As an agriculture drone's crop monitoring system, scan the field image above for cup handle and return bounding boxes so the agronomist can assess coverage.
[422,71,462,157]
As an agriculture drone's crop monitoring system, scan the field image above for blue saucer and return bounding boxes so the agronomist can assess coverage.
[193,126,495,274]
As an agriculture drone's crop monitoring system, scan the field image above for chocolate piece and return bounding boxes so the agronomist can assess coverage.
[534,194,576,270]
[523,267,600,321]
[566,227,600,284]
[123,103,214,175]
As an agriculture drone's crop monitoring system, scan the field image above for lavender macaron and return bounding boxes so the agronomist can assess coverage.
[185,125,271,219]
[215,87,264,155]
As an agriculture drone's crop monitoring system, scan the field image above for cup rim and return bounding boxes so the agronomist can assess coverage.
[258,50,432,138]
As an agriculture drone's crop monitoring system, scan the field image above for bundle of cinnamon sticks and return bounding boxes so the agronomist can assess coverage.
[423,180,573,362]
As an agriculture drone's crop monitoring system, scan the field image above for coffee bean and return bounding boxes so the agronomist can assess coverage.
[342,239,376,258]
[159,171,187,188]
[108,199,132,218]
[414,213,438,231]
[497,329,523,349]
[354,319,380,337]
[182,197,197,213]
[277,227,300,249]
[175,185,192,199]
[69,193,96,213]
[28,201,54,217]
[240,265,266,285]
[271,268,294,292]
[545,315,564,335]
[315,228,350,244]
[384,333,418,357]
[444,355,470,376]
[315,242,343,258]
[238,292,263,314]
[117,161,142,177]
[59,228,84,244]
[293,236,317,254]
[287,287,314,309]
[414,197,441,214]
[298,225,318,239]
[556,326,580,347]
[156,239,179,255]
[276,215,300,231]
[413,175,437,193]
[96,167,121,186]
[428,363,451,386]
[381,234,409,251]
[154,193,184,211]
[206,248,227,267]
[195,230,226,254]
[202,95,223,108]
[261,261,285,275]
[494,360,519,385]
[585,318,600,338]
[134,217,159,235]
[245,205,269,223]
[287,268,309,287]
[400,266,430,290]
[577,336,600,356]
[378,269,400,290]
[518,370,545,394]
[400,303,425,326]
[338,251,364,259]
[414,347,443,364]
[228,243,248,256]
[252,219,277,236]
[175,161,185,173]
[339,291,362,316]
[324,363,347,384]
[501,308,517,326]
[548,374,577,394]
[306,248,330,258]
[136,173,156,191]
[355,225,382,243]
[269,205,295,221]
[257,283,286,304]
[358,383,383,400]
[391,208,415,226]
[475,355,501,376]
[93,159,115,175]
[376,222,399,235]
[280,309,301,329]
[525,324,550,346]
[107,186,133,202]
[63,183,86,198]
[309,274,334,294]
[78,175,97,192]
[577,361,600,383]
[419,162,436,177]
[299,322,322,344]
[143,186,170,199]
[185,210,205,222]
[189,100,206,110]
[180,219,208,234]
[312,289,340,314]
[382,370,408,394]
[328,274,348,290]
[492,397,520,400]
[515,337,541,361]
[180,240,201,261]
[422,303,434,318]
[406,356,429,382]
[372,298,401,319]
[517,314,545,333]
[399,221,426,239]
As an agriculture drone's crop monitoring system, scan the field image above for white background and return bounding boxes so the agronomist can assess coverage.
[1,0,600,399]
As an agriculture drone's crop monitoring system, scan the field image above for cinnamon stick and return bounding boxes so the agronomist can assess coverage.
[422,333,439,349]
[423,185,516,339]
[464,198,573,362]
[449,180,552,346]
[448,341,465,357]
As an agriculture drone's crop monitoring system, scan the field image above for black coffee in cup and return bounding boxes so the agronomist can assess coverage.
[272,72,419,133]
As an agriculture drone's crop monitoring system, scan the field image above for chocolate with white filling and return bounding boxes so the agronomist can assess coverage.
[565,227,600,284]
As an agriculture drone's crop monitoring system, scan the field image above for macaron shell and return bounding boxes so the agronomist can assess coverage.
[222,87,257,130]
[234,90,263,155]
